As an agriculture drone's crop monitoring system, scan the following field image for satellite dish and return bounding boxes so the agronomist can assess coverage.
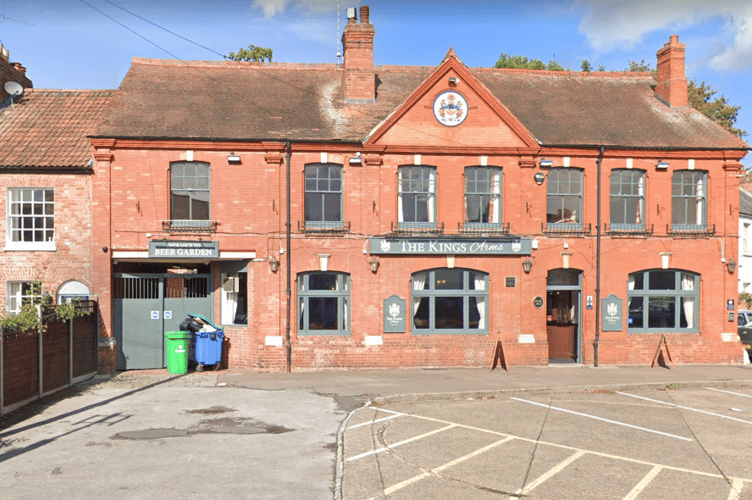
[4,81,24,96]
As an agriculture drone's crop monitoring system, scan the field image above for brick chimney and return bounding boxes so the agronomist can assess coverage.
[341,5,375,103]
[655,35,688,108]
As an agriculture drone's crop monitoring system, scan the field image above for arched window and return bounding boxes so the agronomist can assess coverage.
[298,272,350,335]
[57,280,90,304]
[411,268,488,334]
[627,270,699,332]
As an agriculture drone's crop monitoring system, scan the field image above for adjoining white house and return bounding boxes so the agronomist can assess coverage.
[739,187,752,295]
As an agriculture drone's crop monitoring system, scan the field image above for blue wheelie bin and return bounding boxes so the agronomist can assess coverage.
[181,313,224,371]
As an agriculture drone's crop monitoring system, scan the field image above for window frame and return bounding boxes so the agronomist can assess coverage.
[671,170,707,231]
[297,272,350,336]
[546,168,583,229]
[398,165,437,230]
[5,187,56,251]
[7,281,42,315]
[220,261,248,326]
[411,268,489,335]
[464,166,503,228]
[304,163,344,229]
[609,169,646,231]
[627,269,699,333]
[170,161,211,225]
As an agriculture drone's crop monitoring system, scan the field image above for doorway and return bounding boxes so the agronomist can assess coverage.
[546,269,582,363]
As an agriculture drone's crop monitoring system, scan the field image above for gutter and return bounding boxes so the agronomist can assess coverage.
[285,141,292,373]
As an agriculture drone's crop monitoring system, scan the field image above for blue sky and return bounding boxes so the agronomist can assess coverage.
[1,0,750,163]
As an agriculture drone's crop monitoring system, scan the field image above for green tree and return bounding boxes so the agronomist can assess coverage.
[224,45,273,63]
[625,59,651,72]
[581,59,592,72]
[687,79,745,137]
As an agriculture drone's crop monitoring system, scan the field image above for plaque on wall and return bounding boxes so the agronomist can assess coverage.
[384,295,406,333]
[602,294,623,332]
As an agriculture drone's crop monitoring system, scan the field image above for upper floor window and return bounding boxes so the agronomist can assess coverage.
[672,170,707,230]
[411,268,488,334]
[464,166,502,227]
[398,166,436,229]
[305,164,343,229]
[7,281,41,315]
[547,168,582,228]
[627,270,699,333]
[298,272,350,335]
[610,169,645,231]
[170,161,210,224]
[5,188,55,251]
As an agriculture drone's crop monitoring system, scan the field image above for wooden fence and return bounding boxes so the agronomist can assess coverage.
[0,301,98,416]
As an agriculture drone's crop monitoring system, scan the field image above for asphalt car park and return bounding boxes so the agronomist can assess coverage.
[342,386,752,499]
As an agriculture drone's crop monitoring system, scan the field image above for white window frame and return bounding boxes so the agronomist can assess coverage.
[5,188,56,251]
[7,281,42,315]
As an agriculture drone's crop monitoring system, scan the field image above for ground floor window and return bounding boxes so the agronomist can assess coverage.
[7,281,42,314]
[57,280,90,304]
[220,261,248,325]
[412,268,488,334]
[298,272,350,335]
[627,270,699,332]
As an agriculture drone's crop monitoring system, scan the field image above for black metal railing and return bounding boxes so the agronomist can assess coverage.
[666,224,715,237]
[297,220,351,234]
[458,221,511,235]
[605,223,654,236]
[390,221,445,235]
[542,222,592,235]
[162,220,218,233]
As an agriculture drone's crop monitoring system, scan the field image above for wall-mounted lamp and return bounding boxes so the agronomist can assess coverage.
[268,256,280,273]
[656,159,669,170]
[534,172,546,185]
[228,152,241,163]
[349,152,362,165]
[727,257,737,273]
[539,158,553,168]
[369,256,380,273]
[448,77,460,85]
[522,257,533,274]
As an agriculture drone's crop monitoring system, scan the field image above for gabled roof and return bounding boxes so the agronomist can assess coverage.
[95,55,748,152]
[741,188,752,218]
[0,89,114,168]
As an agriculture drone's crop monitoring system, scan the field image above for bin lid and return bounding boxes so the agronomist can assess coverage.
[164,331,192,338]
[186,313,221,330]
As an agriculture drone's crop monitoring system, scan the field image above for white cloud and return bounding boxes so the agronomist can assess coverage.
[252,0,338,19]
[576,0,752,70]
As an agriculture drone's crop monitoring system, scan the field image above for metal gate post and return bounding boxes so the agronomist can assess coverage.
[69,318,74,385]
[1,327,4,415]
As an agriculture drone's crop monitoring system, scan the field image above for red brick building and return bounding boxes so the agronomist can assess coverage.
[0,48,113,337]
[90,6,748,372]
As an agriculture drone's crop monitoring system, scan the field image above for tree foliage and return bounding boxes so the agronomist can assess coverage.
[492,53,745,138]
[224,45,273,63]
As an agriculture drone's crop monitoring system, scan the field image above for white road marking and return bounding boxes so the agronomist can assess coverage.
[344,423,456,462]
[348,414,400,429]
[623,465,662,500]
[382,437,515,496]
[617,392,752,425]
[512,397,693,441]
[728,478,745,500]
[515,450,586,495]
[706,387,752,399]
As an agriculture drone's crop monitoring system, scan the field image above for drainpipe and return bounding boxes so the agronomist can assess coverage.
[594,146,604,367]
[285,141,292,373]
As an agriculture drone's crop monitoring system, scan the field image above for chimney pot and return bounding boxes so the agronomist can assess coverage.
[341,4,375,103]
[655,34,687,108]
[11,62,26,75]
[360,5,370,24]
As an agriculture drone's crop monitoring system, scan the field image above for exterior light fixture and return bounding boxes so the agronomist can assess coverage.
[268,256,280,273]
[727,257,737,274]
[369,256,380,273]
[539,158,553,168]
[349,152,362,165]
[228,152,241,163]
[448,77,459,85]
[534,172,546,185]
[522,257,533,274]
[656,160,669,170]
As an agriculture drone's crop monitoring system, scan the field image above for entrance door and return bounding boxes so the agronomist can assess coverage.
[546,269,582,363]
[114,273,212,370]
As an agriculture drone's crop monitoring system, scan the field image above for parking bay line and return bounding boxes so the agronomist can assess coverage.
[348,414,401,430]
[345,423,457,462]
[617,391,752,426]
[706,387,752,399]
[511,397,693,441]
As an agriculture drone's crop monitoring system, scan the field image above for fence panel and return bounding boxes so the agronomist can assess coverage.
[43,320,69,393]
[3,331,39,407]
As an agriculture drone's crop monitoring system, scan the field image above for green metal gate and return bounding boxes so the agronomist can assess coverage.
[114,273,213,370]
